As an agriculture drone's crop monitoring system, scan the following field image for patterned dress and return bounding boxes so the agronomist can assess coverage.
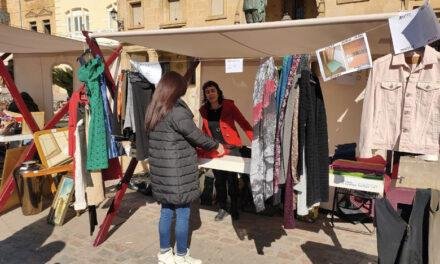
[250,57,278,212]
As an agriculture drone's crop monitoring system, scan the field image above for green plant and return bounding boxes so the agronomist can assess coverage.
[52,67,73,97]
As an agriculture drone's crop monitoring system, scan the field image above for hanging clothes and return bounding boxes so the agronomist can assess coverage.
[123,74,136,133]
[273,55,300,193]
[130,61,162,85]
[250,57,278,212]
[115,71,125,120]
[99,74,119,159]
[276,56,293,114]
[78,57,109,171]
[84,105,105,205]
[282,64,303,228]
[429,189,440,264]
[297,69,329,206]
[129,71,155,160]
[375,189,430,264]
[295,146,309,216]
[68,90,84,157]
[73,119,88,211]
[359,45,440,158]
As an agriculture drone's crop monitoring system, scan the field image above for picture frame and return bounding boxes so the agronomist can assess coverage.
[316,33,372,81]
[47,175,74,226]
[33,127,71,168]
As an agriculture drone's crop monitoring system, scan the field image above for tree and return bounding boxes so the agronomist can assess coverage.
[52,67,73,97]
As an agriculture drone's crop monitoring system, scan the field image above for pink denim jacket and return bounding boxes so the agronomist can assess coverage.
[360,45,440,157]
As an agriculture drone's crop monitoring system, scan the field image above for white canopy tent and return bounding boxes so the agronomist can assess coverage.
[92,13,399,181]
[0,24,86,54]
[92,13,397,58]
[0,24,118,120]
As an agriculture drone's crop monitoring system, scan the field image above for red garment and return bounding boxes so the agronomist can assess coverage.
[68,90,81,157]
[331,158,386,175]
[102,158,123,180]
[199,99,253,147]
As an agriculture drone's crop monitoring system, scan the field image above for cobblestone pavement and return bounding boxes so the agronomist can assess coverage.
[0,189,377,264]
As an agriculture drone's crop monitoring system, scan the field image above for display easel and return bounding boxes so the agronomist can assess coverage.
[0,32,123,246]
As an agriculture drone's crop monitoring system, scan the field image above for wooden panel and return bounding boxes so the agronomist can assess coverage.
[0,146,26,214]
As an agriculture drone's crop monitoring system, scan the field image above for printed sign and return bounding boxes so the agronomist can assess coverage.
[389,1,440,54]
[225,58,243,73]
[316,33,372,82]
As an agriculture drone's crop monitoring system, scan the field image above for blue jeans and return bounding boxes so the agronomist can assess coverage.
[159,203,190,256]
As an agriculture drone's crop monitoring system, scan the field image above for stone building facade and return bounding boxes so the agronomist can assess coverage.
[6,0,54,33]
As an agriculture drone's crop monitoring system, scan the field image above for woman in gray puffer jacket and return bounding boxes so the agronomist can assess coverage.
[145,71,224,264]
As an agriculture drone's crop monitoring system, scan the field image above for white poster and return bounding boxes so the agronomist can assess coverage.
[316,33,372,82]
[225,58,243,73]
[388,1,440,54]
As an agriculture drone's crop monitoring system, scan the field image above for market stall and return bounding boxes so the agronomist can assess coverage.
[91,8,440,263]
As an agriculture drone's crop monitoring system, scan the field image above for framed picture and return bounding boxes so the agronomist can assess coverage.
[47,175,74,226]
[34,128,71,168]
[316,33,372,81]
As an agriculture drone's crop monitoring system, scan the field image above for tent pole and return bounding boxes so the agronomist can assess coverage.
[93,157,138,247]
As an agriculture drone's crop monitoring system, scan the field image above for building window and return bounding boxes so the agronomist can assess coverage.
[211,0,224,16]
[66,8,89,34]
[169,0,182,22]
[107,3,117,31]
[130,2,143,28]
[29,21,37,31]
[43,19,51,34]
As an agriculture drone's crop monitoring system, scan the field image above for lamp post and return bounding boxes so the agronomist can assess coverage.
[110,8,124,31]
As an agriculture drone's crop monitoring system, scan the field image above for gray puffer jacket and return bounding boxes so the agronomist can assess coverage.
[148,99,218,205]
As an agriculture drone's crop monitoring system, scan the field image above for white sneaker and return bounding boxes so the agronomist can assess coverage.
[158,249,175,264]
[174,249,202,264]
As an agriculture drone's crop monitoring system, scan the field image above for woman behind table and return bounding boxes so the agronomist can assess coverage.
[146,72,224,264]
[199,81,253,221]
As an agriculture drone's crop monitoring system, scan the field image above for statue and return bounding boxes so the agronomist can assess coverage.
[243,0,267,23]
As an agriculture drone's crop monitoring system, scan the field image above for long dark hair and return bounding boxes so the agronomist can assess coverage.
[202,80,224,108]
[145,71,188,132]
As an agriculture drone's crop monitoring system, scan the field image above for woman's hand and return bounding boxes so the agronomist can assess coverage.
[217,143,225,155]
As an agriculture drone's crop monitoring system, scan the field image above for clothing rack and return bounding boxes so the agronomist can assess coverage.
[0,32,123,247]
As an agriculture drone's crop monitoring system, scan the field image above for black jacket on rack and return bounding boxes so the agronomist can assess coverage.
[297,70,329,206]
[128,71,155,160]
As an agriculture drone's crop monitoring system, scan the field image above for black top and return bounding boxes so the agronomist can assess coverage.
[207,106,225,144]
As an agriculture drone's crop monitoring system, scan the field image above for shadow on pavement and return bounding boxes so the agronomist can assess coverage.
[0,216,65,263]
[301,241,377,264]
[188,200,202,247]
[101,190,155,239]
[232,212,287,255]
